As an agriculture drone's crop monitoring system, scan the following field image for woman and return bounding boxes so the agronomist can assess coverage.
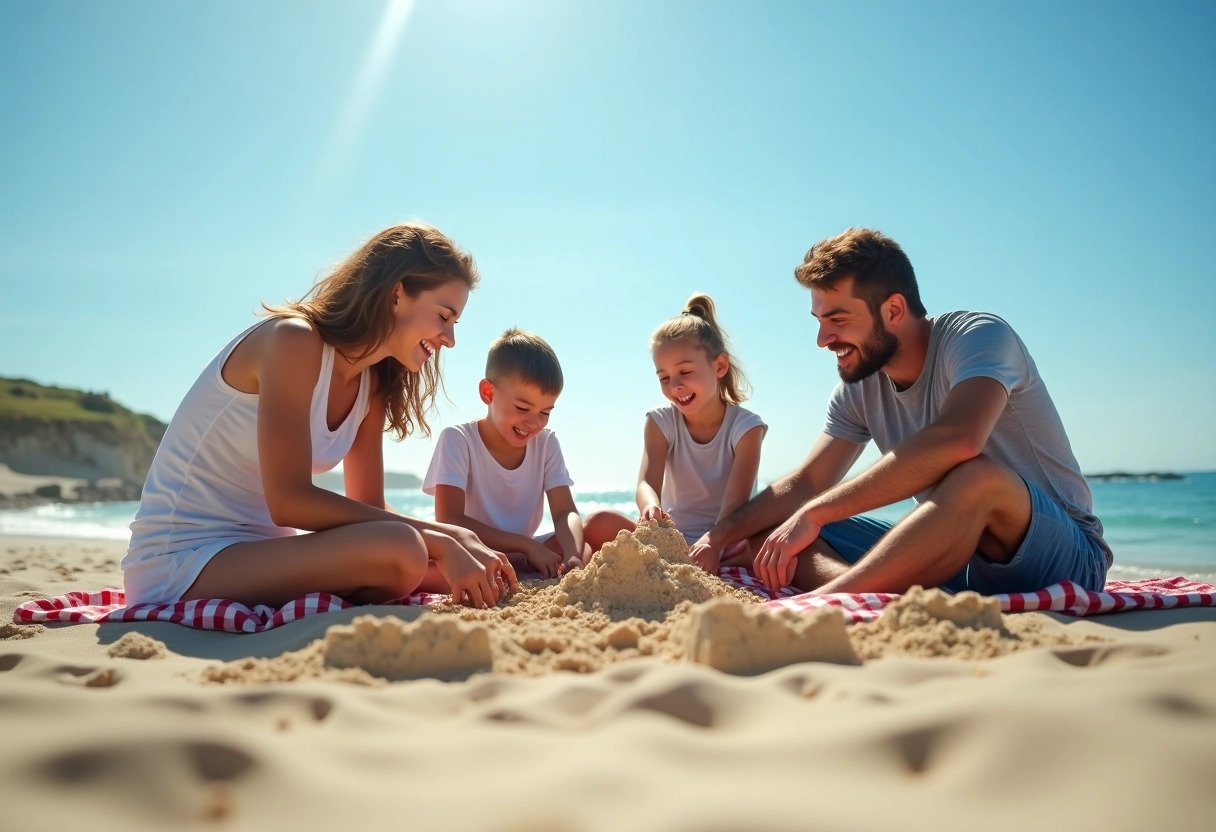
[122,222,516,609]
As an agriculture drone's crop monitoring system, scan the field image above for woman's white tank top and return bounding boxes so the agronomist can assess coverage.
[122,322,370,566]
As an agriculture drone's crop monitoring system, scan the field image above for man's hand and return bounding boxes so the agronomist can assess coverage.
[639,504,669,523]
[524,541,564,580]
[753,509,821,592]
[688,533,721,575]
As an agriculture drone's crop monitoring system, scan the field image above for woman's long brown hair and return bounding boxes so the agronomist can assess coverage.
[264,222,479,439]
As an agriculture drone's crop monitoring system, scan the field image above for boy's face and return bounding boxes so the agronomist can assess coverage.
[478,375,559,448]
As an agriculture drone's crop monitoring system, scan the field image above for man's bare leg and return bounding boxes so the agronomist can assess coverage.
[789,537,852,591]
[729,528,851,591]
[814,456,1032,595]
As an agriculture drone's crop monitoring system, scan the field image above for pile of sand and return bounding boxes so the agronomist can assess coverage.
[555,521,757,616]
[1,621,45,640]
[202,521,1094,685]
[851,585,1087,660]
[324,615,493,681]
[685,599,860,674]
[107,631,167,660]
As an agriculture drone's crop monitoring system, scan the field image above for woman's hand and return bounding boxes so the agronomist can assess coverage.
[452,526,519,601]
[425,528,518,607]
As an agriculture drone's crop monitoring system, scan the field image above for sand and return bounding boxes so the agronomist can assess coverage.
[2,527,1215,829]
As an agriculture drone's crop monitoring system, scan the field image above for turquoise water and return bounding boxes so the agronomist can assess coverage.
[3,473,1213,583]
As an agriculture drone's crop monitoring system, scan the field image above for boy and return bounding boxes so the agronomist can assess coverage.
[424,329,633,578]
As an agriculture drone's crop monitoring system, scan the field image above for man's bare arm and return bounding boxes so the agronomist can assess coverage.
[804,376,1010,526]
[704,432,863,548]
[752,376,1012,591]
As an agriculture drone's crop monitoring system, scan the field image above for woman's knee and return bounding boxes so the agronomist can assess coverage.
[361,522,428,582]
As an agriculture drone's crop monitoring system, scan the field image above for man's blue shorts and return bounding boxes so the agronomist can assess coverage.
[817,479,1109,594]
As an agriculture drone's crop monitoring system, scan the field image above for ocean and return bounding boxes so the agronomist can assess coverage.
[3,472,1214,584]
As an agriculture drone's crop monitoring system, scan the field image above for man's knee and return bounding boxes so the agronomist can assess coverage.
[935,455,1022,506]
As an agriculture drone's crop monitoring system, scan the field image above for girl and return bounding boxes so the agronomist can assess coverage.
[121,222,516,610]
[636,294,766,574]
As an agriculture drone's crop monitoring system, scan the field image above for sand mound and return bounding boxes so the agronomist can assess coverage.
[107,632,167,660]
[206,521,763,683]
[1,622,44,640]
[685,599,860,674]
[631,520,696,564]
[202,529,1094,684]
[323,614,493,682]
[556,521,748,617]
[851,585,1081,660]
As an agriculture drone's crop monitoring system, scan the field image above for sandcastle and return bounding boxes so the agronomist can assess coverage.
[555,521,738,617]
[203,521,1080,684]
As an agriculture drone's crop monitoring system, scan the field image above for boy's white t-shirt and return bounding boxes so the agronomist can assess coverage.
[423,421,574,538]
[647,403,767,544]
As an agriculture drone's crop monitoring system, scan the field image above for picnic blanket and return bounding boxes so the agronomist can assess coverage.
[13,572,1216,634]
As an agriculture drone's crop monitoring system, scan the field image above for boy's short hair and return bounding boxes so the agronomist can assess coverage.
[485,328,564,395]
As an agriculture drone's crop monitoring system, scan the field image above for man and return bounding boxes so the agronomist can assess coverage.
[693,228,1110,595]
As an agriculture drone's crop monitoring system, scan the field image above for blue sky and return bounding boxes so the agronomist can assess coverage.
[2,0,1214,488]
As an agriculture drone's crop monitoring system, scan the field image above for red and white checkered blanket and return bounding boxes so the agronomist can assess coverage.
[12,573,1216,633]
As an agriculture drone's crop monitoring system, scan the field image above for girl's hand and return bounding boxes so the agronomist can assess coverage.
[639,504,669,522]
[559,553,585,575]
[525,542,563,580]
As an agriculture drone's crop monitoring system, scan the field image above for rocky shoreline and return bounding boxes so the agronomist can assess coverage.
[0,464,141,510]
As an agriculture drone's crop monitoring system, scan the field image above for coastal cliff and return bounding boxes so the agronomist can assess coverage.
[0,377,167,505]
[0,375,424,506]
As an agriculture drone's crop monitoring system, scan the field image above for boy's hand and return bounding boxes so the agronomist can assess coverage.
[639,504,669,522]
[525,542,564,580]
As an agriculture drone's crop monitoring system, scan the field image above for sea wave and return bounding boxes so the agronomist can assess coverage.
[2,480,1212,583]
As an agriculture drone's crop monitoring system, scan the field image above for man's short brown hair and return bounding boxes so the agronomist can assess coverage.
[485,328,563,395]
[794,228,926,319]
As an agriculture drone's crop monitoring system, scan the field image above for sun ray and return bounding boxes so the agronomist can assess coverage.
[318,0,417,193]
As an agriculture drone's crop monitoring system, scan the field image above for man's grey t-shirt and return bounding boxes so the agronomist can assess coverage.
[824,311,1111,566]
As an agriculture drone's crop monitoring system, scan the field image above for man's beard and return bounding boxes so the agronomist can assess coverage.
[838,317,899,383]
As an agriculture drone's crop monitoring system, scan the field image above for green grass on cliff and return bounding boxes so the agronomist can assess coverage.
[0,376,167,438]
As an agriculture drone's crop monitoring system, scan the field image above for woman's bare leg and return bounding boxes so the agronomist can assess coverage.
[180,521,429,607]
